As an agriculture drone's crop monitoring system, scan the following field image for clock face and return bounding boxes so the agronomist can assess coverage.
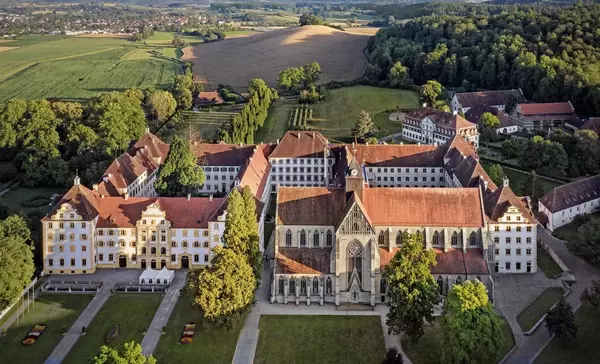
[351,169,358,176]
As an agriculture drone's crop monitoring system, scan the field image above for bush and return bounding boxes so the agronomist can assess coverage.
[0,163,17,182]
[21,194,51,208]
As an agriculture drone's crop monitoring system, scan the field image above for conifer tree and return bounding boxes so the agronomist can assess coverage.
[222,189,248,254]
[545,297,578,345]
[242,186,263,281]
[154,136,205,197]
[352,110,374,139]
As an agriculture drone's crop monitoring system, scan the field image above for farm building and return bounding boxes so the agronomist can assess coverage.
[195,91,224,107]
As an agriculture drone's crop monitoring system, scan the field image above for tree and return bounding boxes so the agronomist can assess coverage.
[93,341,156,364]
[520,171,544,207]
[146,90,177,124]
[365,137,379,145]
[302,62,321,86]
[277,67,304,90]
[19,100,61,158]
[299,14,323,26]
[440,280,504,364]
[389,62,412,88]
[568,217,600,267]
[188,247,256,320]
[419,80,443,106]
[545,297,578,346]
[488,164,505,186]
[352,110,375,139]
[173,73,195,110]
[0,215,34,310]
[0,99,27,148]
[479,112,500,129]
[223,188,250,254]
[501,139,525,159]
[172,34,189,48]
[241,186,262,282]
[382,347,404,364]
[505,92,519,115]
[581,280,600,312]
[383,232,440,341]
[154,136,205,197]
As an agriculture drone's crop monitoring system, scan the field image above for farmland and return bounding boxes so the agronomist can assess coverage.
[188,25,370,90]
[159,110,238,143]
[256,86,419,143]
[288,104,313,130]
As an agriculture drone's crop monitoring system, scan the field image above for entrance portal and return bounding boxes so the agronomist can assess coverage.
[160,259,166,269]
[118,255,127,268]
[181,256,189,269]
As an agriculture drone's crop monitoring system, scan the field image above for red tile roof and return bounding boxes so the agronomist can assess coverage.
[349,144,444,167]
[43,184,100,221]
[269,131,329,159]
[196,91,224,105]
[455,89,525,108]
[539,174,600,213]
[276,248,332,274]
[277,188,347,226]
[581,118,600,134]
[378,247,488,275]
[518,103,574,116]
[406,107,477,131]
[483,184,535,223]
[195,144,256,166]
[464,104,515,128]
[451,155,497,190]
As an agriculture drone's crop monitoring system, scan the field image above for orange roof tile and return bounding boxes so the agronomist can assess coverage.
[43,184,100,221]
[518,102,574,116]
[277,187,347,226]
[483,184,535,223]
[269,131,329,159]
[276,248,332,274]
[378,247,488,275]
[195,144,255,166]
[455,89,524,108]
[350,144,444,167]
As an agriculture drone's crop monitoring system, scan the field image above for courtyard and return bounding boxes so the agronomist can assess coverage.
[63,293,162,364]
[0,294,92,363]
[254,315,386,364]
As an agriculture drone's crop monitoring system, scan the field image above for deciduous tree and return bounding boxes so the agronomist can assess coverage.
[0,215,34,310]
[383,232,440,341]
[172,34,189,48]
[146,90,177,123]
[488,164,505,186]
[581,280,600,312]
[93,341,156,364]
[440,280,504,364]
[389,61,412,88]
[154,136,205,197]
[545,297,577,346]
[419,80,443,106]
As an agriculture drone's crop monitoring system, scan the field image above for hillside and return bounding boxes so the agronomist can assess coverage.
[185,25,371,91]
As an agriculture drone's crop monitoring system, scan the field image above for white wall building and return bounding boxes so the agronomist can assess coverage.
[451,89,525,114]
[402,107,480,148]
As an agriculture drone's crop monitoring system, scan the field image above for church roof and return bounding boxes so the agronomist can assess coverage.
[455,89,524,108]
[269,131,329,159]
[276,248,332,274]
[378,247,488,275]
[277,188,347,226]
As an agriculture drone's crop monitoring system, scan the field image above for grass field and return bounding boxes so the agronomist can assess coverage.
[256,99,296,143]
[534,304,600,364]
[153,297,242,364]
[255,315,386,364]
[516,287,565,332]
[147,31,203,45]
[0,47,181,102]
[0,186,65,215]
[401,317,514,364]
[0,294,92,364]
[537,244,564,278]
[480,161,563,196]
[159,110,237,143]
[63,294,162,364]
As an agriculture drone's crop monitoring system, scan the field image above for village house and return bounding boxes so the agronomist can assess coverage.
[514,102,575,131]
[464,104,519,135]
[402,107,480,147]
[451,89,525,114]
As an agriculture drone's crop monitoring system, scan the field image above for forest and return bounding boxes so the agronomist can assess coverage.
[367,3,600,116]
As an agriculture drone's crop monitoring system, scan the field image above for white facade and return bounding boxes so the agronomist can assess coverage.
[451,94,506,114]
[127,169,159,197]
[200,166,241,194]
[402,114,480,148]
[269,157,335,192]
[365,166,445,188]
[539,197,600,232]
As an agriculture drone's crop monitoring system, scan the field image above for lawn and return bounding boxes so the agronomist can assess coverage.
[0,294,92,364]
[0,186,65,215]
[516,287,565,332]
[480,161,563,196]
[401,316,515,364]
[255,315,386,364]
[534,303,600,364]
[373,111,402,138]
[255,99,295,143]
[537,244,564,278]
[147,31,202,45]
[159,110,237,143]
[0,47,181,102]
[63,294,162,364]
[153,297,242,364]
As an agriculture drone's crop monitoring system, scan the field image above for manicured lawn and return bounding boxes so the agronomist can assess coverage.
[537,244,564,278]
[0,294,92,364]
[480,161,563,196]
[153,297,242,364]
[373,111,402,138]
[402,316,515,364]
[255,99,295,143]
[147,31,202,45]
[516,287,564,332]
[534,303,600,364]
[255,315,385,364]
[0,186,65,215]
[63,294,162,364]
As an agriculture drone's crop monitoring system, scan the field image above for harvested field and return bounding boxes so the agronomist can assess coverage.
[77,33,131,38]
[344,27,381,36]
[0,46,17,52]
[189,25,370,90]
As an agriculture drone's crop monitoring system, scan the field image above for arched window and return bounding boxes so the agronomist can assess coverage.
[313,231,319,247]
[348,241,363,285]
[141,247,147,254]
[469,232,477,247]
[300,230,306,247]
[300,277,307,295]
[160,247,166,255]
[149,279,153,284]
[312,278,318,294]
[378,230,386,246]
[289,278,296,295]
[278,276,284,295]
[286,230,292,246]
[433,231,440,246]
[451,232,458,247]
[437,276,443,294]
[456,276,462,284]
[380,279,386,294]
[151,247,157,255]
[326,231,333,246]
[326,277,332,294]
[396,231,403,246]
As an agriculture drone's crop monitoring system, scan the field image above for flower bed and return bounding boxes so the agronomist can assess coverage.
[179,322,196,344]
[21,324,47,346]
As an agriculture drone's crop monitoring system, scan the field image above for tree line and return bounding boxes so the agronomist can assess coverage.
[367,3,600,116]
[219,78,278,144]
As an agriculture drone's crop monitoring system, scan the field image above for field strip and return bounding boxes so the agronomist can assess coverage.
[0,46,123,82]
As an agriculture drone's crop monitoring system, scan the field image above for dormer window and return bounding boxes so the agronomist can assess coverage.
[142,220,147,225]
[70,213,74,219]
[59,213,64,218]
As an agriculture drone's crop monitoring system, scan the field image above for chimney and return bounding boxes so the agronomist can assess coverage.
[503,177,510,187]
[124,192,129,200]
[187,193,191,201]
[93,184,98,191]
[209,194,213,201]
[145,126,150,134]
[453,110,458,116]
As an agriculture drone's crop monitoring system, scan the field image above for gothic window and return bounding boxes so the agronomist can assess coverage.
[326,277,332,294]
[300,277,307,295]
[396,231,403,246]
[312,278,319,294]
[326,231,333,246]
[451,232,458,247]
[289,278,296,295]
[456,276,462,284]
[285,229,292,246]
[300,230,306,247]
[378,230,386,246]
[151,247,157,255]
[433,231,440,246]
[279,277,284,294]
[469,232,477,247]
[348,241,363,285]
[313,231,320,247]
[437,276,443,294]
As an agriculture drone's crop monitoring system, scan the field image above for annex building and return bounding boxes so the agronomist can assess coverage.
[401,107,480,147]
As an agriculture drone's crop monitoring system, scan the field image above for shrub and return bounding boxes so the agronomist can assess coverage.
[105,325,120,344]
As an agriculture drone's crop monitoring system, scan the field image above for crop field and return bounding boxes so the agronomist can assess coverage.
[147,31,203,45]
[289,104,313,130]
[160,110,238,143]
[188,25,370,91]
[0,47,181,102]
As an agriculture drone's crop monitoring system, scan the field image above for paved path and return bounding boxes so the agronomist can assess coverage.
[45,284,113,364]
[140,273,187,355]
[232,267,413,364]
[503,226,600,364]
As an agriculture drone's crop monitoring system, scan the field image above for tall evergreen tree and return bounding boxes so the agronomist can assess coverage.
[352,110,375,139]
[223,189,249,254]
[154,136,205,197]
[545,297,578,345]
[242,186,263,281]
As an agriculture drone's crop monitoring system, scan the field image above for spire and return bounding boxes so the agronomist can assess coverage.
[74,170,80,186]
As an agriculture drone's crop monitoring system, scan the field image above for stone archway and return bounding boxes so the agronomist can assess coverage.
[181,255,189,269]
[118,255,127,268]
[160,259,166,269]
